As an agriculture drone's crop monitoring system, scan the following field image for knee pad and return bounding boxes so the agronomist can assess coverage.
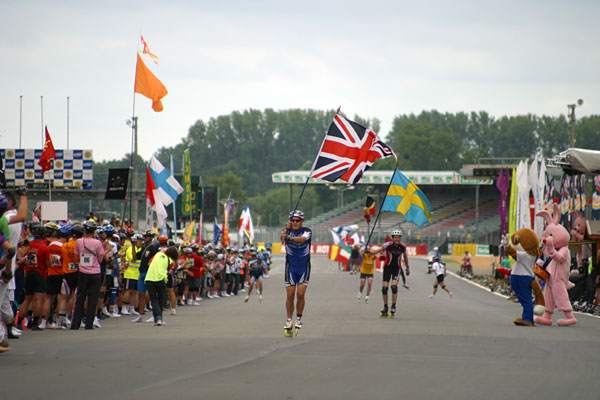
[391,285,398,294]
[382,286,388,295]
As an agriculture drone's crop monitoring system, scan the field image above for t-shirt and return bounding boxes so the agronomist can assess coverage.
[145,252,171,283]
[382,241,406,269]
[188,254,204,278]
[501,258,511,269]
[360,253,377,275]
[47,240,65,276]
[248,260,266,277]
[28,239,50,278]
[139,243,159,273]
[75,237,105,275]
[432,261,445,276]
[511,251,536,277]
[61,238,80,274]
[0,215,9,260]
[285,227,312,270]
[4,209,22,289]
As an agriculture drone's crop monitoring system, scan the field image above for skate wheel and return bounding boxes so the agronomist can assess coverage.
[284,329,293,337]
[295,328,300,336]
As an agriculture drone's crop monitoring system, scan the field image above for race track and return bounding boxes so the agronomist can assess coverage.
[3,255,599,400]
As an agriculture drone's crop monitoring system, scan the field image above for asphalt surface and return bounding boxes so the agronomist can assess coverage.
[3,255,600,400]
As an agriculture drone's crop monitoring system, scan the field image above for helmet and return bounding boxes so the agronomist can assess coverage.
[96,226,105,234]
[82,220,97,233]
[71,223,84,238]
[217,254,224,260]
[143,229,155,238]
[257,253,264,260]
[0,194,7,211]
[45,222,59,231]
[59,224,72,236]
[390,230,402,237]
[433,247,439,251]
[158,235,168,244]
[168,240,175,247]
[132,233,143,241]
[104,225,114,233]
[29,222,45,238]
[289,210,304,220]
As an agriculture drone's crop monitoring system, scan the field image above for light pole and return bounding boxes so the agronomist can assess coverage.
[568,99,583,148]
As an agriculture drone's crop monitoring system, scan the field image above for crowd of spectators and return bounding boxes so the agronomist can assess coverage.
[0,187,272,353]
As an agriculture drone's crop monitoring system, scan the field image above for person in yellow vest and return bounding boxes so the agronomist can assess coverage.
[358,245,382,303]
[144,246,179,326]
[121,234,142,315]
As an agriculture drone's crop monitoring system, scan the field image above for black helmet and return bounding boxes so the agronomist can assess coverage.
[82,220,97,233]
[71,223,84,238]
[29,222,45,238]
[143,229,155,238]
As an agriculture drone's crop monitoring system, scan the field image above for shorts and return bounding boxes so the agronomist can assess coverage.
[382,265,400,283]
[167,274,174,289]
[25,271,46,295]
[46,274,65,295]
[187,277,201,291]
[350,257,361,266]
[285,260,310,287]
[360,273,373,279]
[436,274,445,284]
[138,271,147,293]
[63,272,79,295]
[250,274,263,284]
[125,278,138,291]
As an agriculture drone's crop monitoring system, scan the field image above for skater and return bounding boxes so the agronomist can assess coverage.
[358,245,382,303]
[280,210,311,334]
[244,253,267,302]
[429,256,452,298]
[380,230,409,317]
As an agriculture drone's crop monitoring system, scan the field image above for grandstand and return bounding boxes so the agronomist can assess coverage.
[274,170,501,247]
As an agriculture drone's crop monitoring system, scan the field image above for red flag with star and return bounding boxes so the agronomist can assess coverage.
[38,126,56,174]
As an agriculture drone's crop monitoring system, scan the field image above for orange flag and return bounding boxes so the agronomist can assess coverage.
[134,53,168,112]
[38,126,56,174]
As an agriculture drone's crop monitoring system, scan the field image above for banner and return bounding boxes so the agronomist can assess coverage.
[104,168,129,199]
[182,149,192,216]
[593,175,600,220]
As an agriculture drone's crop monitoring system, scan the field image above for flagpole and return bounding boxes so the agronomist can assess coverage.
[129,37,140,229]
[365,162,399,247]
[40,96,44,147]
[170,154,178,240]
[290,108,340,217]
[19,96,23,149]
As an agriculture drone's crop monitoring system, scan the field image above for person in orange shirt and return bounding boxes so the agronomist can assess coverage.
[44,224,67,329]
[58,224,82,329]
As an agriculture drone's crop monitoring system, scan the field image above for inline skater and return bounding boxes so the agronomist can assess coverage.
[280,210,311,335]
[380,230,409,318]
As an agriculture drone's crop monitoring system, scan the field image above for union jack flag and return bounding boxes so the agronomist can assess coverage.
[311,115,396,184]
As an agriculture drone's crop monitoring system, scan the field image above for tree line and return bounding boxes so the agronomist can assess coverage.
[83,109,600,226]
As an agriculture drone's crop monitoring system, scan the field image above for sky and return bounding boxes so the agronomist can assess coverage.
[1,0,599,162]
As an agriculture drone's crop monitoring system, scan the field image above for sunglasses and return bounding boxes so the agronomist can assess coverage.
[291,219,302,222]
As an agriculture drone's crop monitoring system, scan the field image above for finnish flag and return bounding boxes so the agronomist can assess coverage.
[149,156,183,206]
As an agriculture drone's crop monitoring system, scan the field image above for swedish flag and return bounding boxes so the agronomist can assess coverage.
[381,169,432,227]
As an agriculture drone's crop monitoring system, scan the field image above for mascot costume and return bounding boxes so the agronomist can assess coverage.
[534,203,577,326]
[504,228,545,326]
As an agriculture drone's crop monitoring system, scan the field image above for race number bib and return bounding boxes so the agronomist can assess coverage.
[68,263,79,271]
[51,254,62,267]
[80,253,95,267]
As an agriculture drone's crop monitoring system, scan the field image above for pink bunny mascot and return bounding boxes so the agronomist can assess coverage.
[534,203,577,326]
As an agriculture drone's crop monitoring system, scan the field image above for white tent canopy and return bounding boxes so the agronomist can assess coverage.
[548,148,600,174]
